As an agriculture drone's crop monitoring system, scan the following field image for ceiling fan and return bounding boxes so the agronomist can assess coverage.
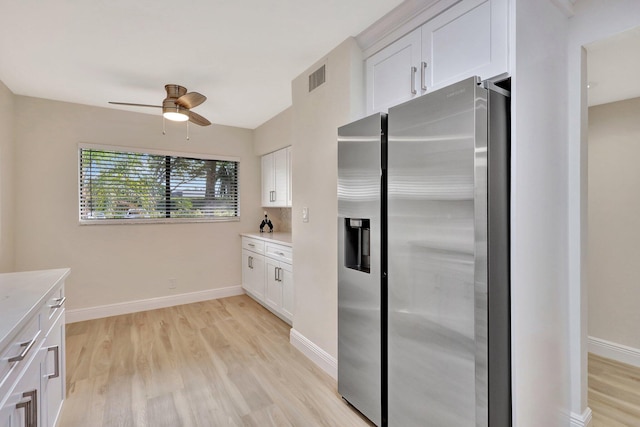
[109,84,212,126]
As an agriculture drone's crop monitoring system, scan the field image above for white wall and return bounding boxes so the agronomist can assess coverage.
[290,38,364,359]
[511,0,570,424]
[568,0,640,420]
[588,98,640,349]
[0,80,14,272]
[253,106,293,156]
[13,96,261,311]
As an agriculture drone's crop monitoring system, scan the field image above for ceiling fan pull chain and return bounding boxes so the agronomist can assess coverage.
[162,116,166,135]
[186,120,190,141]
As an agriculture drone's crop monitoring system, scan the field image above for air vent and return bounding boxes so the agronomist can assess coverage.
[309,64,326,92]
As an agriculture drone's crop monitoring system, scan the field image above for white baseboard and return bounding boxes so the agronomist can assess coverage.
[66,285,244,323]
[570,407,593,427]
[289,328,337,380]
[589,336,640,368]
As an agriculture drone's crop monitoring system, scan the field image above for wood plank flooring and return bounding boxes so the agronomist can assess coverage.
[59,295,374,427]
[589,353,640,426]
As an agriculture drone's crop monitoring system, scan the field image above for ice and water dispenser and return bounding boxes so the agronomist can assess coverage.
[344,218,370,273]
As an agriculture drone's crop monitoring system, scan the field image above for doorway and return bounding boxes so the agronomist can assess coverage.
[584,25,640,425]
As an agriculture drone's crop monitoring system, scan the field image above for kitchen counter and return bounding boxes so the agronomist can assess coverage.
[0,268,70,351]
[240,232,292,247]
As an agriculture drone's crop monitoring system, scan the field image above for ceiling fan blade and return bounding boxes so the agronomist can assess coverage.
[188,110,211,126]
[109,101,162,108]
[176,92,206,109]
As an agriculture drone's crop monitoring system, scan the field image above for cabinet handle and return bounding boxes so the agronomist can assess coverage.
[48,345,60,379]
[274,267,278,281]
[276,251,285,257]
[248,256,253,269]
[8,332,39,363]
[247,243,255,247]
[421,61,428,91]
[16,389,37,427]
[410,66,417,95]
[49,296,66,309]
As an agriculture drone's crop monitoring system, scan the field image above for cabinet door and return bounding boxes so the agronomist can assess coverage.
[365,28,422,115]
[265,259,282,312]
[261,153,275,207]
[0,348,44,427]
[242,250,265,301]
[42,311,65,427]
[280,263,294,321]
[272,148,288,207]
[422,0,508,90]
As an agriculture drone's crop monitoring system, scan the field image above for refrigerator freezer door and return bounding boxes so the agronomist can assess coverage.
[338,113,385,426]
[387,77,488,426]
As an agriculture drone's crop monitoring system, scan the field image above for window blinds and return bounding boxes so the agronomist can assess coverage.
[79,147,239,222]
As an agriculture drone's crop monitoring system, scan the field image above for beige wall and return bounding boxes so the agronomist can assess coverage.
[588,97,640,349]
[0,81,14,272]
[291,38,364,358]
[13,96,261,310]
[253,106,293,156]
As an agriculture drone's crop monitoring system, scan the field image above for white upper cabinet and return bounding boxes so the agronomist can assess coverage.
[286,146,292,207]
[261,147,290,207]
[365,29,422,114]
[365,0,508,115]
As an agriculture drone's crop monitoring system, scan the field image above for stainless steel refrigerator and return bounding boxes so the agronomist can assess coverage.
[338,76,511,427]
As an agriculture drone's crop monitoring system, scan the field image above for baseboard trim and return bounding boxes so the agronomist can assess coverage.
[289,328,337,380]
[570,407,593,427]
[66,285,245,323]
[589,336,640,368]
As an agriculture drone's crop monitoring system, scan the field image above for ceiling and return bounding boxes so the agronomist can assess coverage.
[0,0,404,129]
[587,25,640,107]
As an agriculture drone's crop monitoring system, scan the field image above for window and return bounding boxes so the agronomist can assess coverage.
[79,144,239,223]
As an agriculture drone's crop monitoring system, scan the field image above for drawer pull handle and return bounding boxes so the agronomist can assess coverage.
[49,296,66,309]
[8,333,39,363]
[248,243,255,247]
[16,389,37,427]
[276,252,285,256]
[47,345,60,379]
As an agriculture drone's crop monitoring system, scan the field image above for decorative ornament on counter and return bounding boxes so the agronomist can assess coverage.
[260,214,273,232]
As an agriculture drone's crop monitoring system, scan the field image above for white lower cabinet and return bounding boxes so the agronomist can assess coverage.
[242,249,266,300]
[265,259,293,321]
[241,236,293,324]
[41,311,65,427]
[0,270,68,427]
[0,347,45,427]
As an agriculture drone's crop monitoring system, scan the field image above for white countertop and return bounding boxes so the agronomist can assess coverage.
[240,232,292,247]
[0,268,70,351]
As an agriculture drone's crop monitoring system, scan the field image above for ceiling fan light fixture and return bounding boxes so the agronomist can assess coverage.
[162,103,189,122]
[163,110,189,122]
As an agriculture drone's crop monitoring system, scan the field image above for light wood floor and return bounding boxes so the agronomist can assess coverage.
[59,295,374,427]
[589,353,640,426]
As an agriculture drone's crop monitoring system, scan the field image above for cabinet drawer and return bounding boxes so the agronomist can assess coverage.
[265,243,292,264]
[41,285,65,337]
[242,237,265,255]
[0,314,41,394]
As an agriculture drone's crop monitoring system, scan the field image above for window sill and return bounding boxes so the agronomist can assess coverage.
[79,217,240,226]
